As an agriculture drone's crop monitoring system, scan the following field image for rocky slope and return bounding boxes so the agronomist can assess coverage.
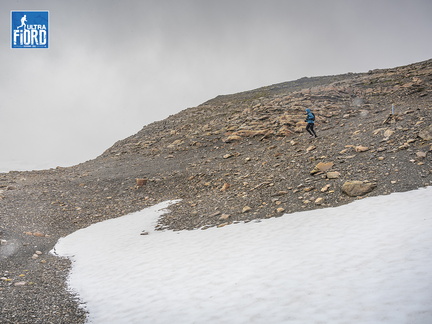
[101,58,432,230]
[1,59,431,323]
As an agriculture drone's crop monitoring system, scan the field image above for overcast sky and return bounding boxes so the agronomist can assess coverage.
[1,0,431,171]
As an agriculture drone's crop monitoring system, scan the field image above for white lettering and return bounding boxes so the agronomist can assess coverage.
[13,25,48,47]
[31,29,38,45]
[26,24,46,30]
[13,30,19,45]
[23,29,31,45]
[39,30,47,45]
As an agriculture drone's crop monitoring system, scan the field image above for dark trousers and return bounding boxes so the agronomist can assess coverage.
[306,123,317,137]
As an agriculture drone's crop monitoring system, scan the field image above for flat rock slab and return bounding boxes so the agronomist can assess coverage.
[342,181,377,197]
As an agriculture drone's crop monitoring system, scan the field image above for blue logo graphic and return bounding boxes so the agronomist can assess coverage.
[11,11,49,48]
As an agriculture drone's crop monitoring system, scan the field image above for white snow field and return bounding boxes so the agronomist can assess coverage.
[53,187,432,324]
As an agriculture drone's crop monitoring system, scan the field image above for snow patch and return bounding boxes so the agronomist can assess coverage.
[54,188,432,324]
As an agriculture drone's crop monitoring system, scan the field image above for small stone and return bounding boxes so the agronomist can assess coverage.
[416,151,427,159]
[242,206,252,213]
[219,214,231,221]
[223,154,233,159]
[14,281,26,287]
[321,184,331,192]
[140,231,149,235]
[326,171,341,179]
[32,254,39,259]
[355,145,369,152]
[306,145,316,152]
[35,251,43,255]
[383,129,395,139]
[272,191,288,196]
[310,162,334,175]
[220,183,230,192]
[136,178,147,187]
[223,135,242,143]
[0,240,7,245]
[276,207,285,213]
[315,197,324,205]
[378,156,385,161]
[418,125,432,141]
[399,143,410,150]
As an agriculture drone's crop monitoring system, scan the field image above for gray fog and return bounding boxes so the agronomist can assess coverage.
[1,0,431,171]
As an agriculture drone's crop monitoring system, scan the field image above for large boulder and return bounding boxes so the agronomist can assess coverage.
[341,181,376,197]
[418,125,432,141]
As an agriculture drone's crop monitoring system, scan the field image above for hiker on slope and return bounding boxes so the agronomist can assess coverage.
[305,108,317,138]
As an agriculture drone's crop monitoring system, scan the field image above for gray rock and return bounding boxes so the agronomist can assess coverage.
[341,181,377,197]
[418,125,432,141]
